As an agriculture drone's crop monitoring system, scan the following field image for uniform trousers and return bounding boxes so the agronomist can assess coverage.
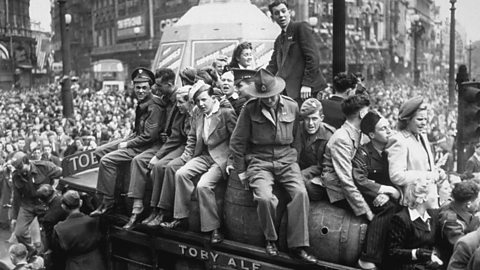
[149,147,185,208]
[156,157,186,211]
[127,144,162,199]
[15,205,46,249]
[247,157,310,248]
[173,155,223,232]
[96,140,148,199]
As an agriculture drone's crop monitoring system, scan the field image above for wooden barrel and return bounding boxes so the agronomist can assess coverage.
[308,201,368,266]
[187,177,226,233]
[223,172,288,248]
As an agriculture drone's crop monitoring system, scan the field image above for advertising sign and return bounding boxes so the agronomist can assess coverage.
[117,15,146,40]
[192,41,238,69]
[154,42,186,76]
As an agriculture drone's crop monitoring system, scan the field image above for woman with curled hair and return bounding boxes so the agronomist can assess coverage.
[228,42,254,70]
[386,96,445,206]
[384,179,443,270]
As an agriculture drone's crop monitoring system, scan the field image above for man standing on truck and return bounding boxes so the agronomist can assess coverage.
[229,69,319,264]
[266,0,324,103]
[90,68,164,217]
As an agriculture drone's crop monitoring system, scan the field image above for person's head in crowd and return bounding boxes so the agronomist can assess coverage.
[61,190,82,212]
[360,111,392,146]
[404,178,439,210]
[451,180,480,213]
[230,42,254,69]
[333,72,358,96]
[193,84,218,115]
[36,184,55,203]
[179,67,197,86]
[220,71,236,98]
[176,86,193,115]
[197,67,219,87]
[43,121,52,132]
[300,98,324,135]
[10,151,30,175]
[5,143,14,154]
[155,67,176,96]
[31,128,40,140]
[269,0,291,30]
[9,243,28,266]
[232,68,256,98]
[131,67,155,103]
[74,138,84,151]
[244,68,285,109]
[213,55,229,76]
[31,147,42,161]
[43,143,53,157]
[397,96,427,134]
[341,94,370,121]
[16,138,26,151]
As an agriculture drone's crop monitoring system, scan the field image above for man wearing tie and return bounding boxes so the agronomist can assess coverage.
[266,0,324,103]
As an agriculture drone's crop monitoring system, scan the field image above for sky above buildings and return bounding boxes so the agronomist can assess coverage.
[29,0,479,41]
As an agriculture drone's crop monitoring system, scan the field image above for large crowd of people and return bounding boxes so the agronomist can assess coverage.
[2,1,479,270]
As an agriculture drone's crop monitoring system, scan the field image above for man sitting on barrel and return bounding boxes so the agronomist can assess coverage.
[91,68,164,216]
[229,69,319,264]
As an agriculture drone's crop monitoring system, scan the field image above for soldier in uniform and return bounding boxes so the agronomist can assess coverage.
[229,69,318,264]
[91,68,164,216]
[123,68,178,229]
[160,84,237,244]
[352,111,400,269]
[294,98,335,182]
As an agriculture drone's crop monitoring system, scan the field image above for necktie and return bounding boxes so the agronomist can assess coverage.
[279,31,287,63]
[269,107,277,123]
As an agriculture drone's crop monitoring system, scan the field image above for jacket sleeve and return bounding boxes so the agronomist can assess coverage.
[352,148,382,199]
[439,209,467,245]
[386,135,435,187]
[448,241,474,270]
[266,38,279,74]
[180,111,197,163]
[330,136,372,217]
[297,22,322,88]
[46,162,63,180]
[126,105,163,148]
[229,104,251,174]
[11,179,21,220]
[155,115,189,160]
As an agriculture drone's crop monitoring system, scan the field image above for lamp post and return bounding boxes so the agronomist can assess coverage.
[448,0,456,109]
[411,14,423,86]
[58,0,73,118]
[133,26,141,58]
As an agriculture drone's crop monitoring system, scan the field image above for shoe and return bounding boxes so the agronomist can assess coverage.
[145,214,165,227]
[357,259,377,270]
[160,219,188,230]
[289,247,318,264]
[90,201,114,217]
[210,229,223,244]
[123,213,140,230]
[265,241,278,256]
[141,209,159,225]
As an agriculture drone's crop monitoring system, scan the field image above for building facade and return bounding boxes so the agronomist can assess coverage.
[0,0,36,90]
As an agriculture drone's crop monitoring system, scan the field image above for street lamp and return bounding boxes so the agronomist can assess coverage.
[58,0,73,118]
[448,0,456,109]
[133,26,141,57]
[411,14,423,86]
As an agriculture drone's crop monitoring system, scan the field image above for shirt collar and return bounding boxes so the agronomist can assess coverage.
[408,208,431,223]
[228,92,239,100]
[205,99,220,118]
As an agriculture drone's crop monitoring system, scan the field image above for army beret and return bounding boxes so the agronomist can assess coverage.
[360,111,381,135]
[177,85,192,99]
[300,98,323,117]
[398,96,424,121]
[131,67,155,85]
[62,190,81,209]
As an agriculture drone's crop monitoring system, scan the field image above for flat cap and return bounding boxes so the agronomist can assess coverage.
[177,85,192,99]
[360,111,382,135]
[398,96,424,121]
[179,67,197,86]
[62,190,81,209]
[131,67,155,85]
[300,98,323,117]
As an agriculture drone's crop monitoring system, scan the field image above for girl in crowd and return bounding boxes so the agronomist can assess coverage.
[228,41,254,70]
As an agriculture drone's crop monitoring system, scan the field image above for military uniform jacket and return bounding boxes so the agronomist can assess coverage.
[126,94,165,149]
[352,142,397,205]
[295,121,335,180]
[230,96,299,175]
[448,229,480,270]
[266,21,323,99]
[52,212,105,270]
[155,108,191,160]
[12,160,62,219]
[181,102,237,177]
[228,93,248,116]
